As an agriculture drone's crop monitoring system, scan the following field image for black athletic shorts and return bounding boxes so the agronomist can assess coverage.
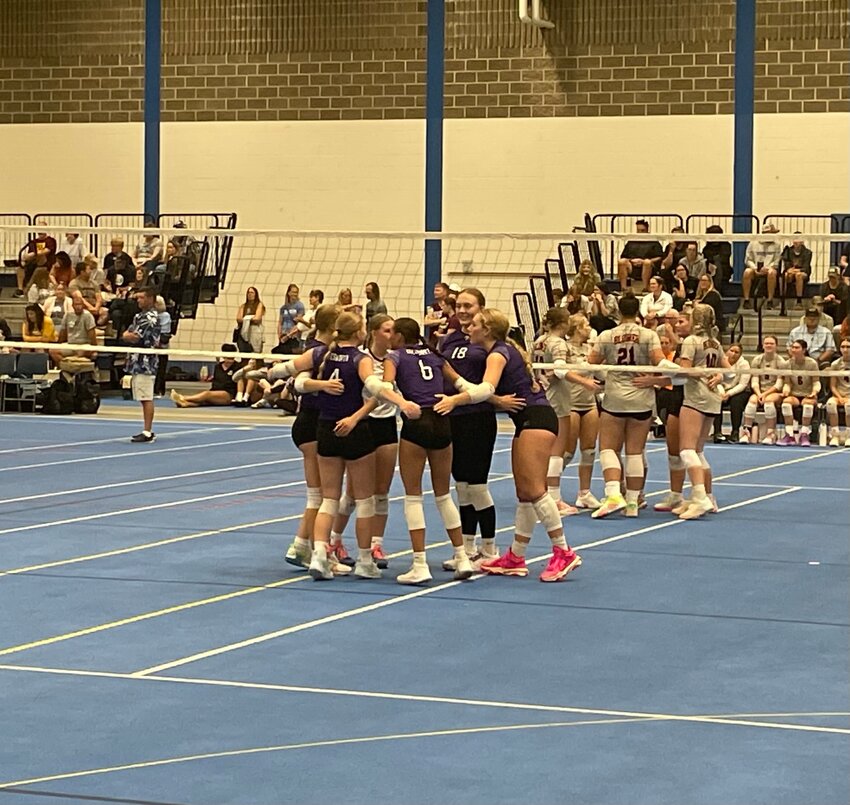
[510,404,559,438]
[450,410,497,484]
[682,403,721,419]
[368,416,398,448]
[317,419,375,461]
[656,387,683,420]
[291,407,319,448]
[400,408,452,451]
[601,407,654,421]
[573,406,596,418]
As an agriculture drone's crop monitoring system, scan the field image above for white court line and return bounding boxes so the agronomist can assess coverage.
[130,486,800,678]
[710,481,850,492]
[0,433,292,474]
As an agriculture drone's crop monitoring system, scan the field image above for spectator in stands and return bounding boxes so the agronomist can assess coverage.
[85,254,107,291]
[780,233,813,310]
[104,238,134,288]
[154,295,172,398]
[714,343,751,443]
[49,251,73,288]
[800,296,833,331]
[296,288,323,348]
[572,260,600,299]
[171,220,196,255]
[660,226,689,289]
[434,294,459,344]
[69,261,108,327]
[59,233,86,266]
[0,317,11,345]
[694,275,724,333]
[236,286,265,353]
[703,225,733,293]
[276,283,304,355]
[742,225,781,310]
[26,267,51,304]
[639,276,673,327]
[787,307,835,368]
[42,282,74,329]
[133,224,163,269]
[840,242,850,280]
[336,287,360,314]
[149,240,179,289]
[171,345,241,408]
[588,282,618,333]
[678,242,712,280]
[49,292,98,366]
[15,220,56,297]
[671,263,698,311]
[21,303,56,346]
[364,282,388,323]
[820,267,848,325]
[617,219,663,291]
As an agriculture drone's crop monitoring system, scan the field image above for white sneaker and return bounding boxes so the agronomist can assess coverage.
[354,558,382,579]
[575,491,602,510]
[671,498,691,516]
[845,434,850,448]
[556,500,579,516]
[284,539,312,569]
[330,558,352,576]
[308,552,333,581]
[654,493,683,512]
[453,553,474,581]
[738,429,751,443]
[397,563,432,585]
[471,550,499,572]
[591,494,627,519]
[679,497,713,520]
[761,432,777,445]
[828,435,840,447]
[441,556,458,572]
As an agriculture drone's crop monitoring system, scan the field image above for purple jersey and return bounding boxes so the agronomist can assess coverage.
[388,346,445,408]
[312,345,367,421]
[298,338,326,411]
[441,330,493,415]
[491,342,548,406]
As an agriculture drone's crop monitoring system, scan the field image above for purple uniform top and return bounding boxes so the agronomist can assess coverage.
[387,345,445,408]
[441,330,493,415]
[491,342,549,406]
[312,345,367,421]
[298,338,325,411]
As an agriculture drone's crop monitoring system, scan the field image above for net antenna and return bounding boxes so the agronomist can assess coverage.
[519,0,554,29]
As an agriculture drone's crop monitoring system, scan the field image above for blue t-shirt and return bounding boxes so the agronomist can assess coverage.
[279,300,305,334]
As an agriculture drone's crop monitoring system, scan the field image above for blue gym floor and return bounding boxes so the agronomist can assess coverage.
[0,411,847,805]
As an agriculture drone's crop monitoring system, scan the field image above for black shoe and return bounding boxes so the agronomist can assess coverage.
[713,434,728,444]
[130,432,156,443]
[742,299,752,309]
[766,300,774,310]
[12,288,24,297]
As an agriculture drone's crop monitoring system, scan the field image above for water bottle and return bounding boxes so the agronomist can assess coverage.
[818,422,827,446]
[199,365,210,382]
[750,423,759,444]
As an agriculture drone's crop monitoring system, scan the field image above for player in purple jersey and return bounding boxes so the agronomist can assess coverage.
[435,308,582,583]
[376,317,474,584]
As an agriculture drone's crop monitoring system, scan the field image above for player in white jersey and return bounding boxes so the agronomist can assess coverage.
[742,334,787,445]
[675,304,729,520]
[586,292,666,518]
[779,339,821,446]
[826,338,850,446]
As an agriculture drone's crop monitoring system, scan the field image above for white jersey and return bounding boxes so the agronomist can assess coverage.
[786,357,820,398]
[534,333,571,417]
[564,340,598,411]
[830,358,850,397]
[750,352,787,394]
[362,347,397,419]
[592,322,661,413]
[680,334,723,415]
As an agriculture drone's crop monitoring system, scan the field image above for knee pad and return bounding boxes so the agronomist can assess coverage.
[844,402,850,419]
[698,452,710,470]
[599,448,620,473]
[781,402,794,418]
[514,501,537,538]
[547,456,564,478]
[532,494,562,532]
[826,398,838,414]
[668,455,684,471]
[403,495,426,530]
[744,401,757,419]
[467,483,494,512]
[355,496,375,519]
[305,486,322,510]
[435,493,462,531]
[802,403,814,420]
[338,493,354,518]
[455,481,470,507]
[624,454,644,479]
[374,493,389,517]
[318,498,339,517]
[580,448,596,466]
[764,402,777,420]
[679,448,701,470]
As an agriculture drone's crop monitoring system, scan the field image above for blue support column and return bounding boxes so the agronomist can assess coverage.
[733,0,756,280]
[424,0,445,307]
[144,0,161,220]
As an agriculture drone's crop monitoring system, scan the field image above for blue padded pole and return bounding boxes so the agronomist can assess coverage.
[733,0,756,280]
[144,0,161,220]
[424,0,445,308]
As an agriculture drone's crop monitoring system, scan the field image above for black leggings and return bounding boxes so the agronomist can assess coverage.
[715,389,750,434]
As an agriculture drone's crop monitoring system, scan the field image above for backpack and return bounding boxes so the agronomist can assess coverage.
[42,375,75,415]
[74,374,101,414]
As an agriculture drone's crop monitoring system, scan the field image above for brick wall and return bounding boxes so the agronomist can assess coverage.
[0,0,846,124]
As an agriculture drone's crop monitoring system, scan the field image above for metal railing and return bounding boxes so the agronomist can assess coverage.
[591,212,683,278]
[512,291,537,346]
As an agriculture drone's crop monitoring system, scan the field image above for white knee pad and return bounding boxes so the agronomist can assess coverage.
[514,501,537,538]
[547,456,564,478]
[467,483,494,511]
[599,448,620,473]
[338,493,354,517]
[624,454,644,479]
[764,402,777,420]
[802,403,814,420]
[305,486,322,510]
[679,448,701,470]
[318,498,339,517]
[435,493,462,531]
[844,402,850,419]
[667,455,684,471]
[781,402,794,418]
[403,495,426,530]
[532,494,562,532]
[698,452,710,470]
[580,448,595,466]
[455,481,470,507]
[744,401,757,419]
[826,398,838,414]
[355,496,375,519]
[374,493,389,517]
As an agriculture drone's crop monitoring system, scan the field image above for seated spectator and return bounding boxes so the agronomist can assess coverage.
[825,338,850,447]
[69,261,109,327]
[297,288,323,347]
[703,225,733,292]
[49,252,74,288]
[364,281,388,322]
[0,317,11,346]
[659,226,689,290]
[780,233,813,310]
[742,335,787,444]
[572,259,601,298]
[171,345,241,407]
[617,219,663,291]
[779,340,821,446]
[677,242,712,280]
[694,275,724,333]
[713,343,751,443]
[788,307,835,368]
[148,240,179,290]
[170,220,196,255]
[49,292,98,366]
[15,220,56,297]
[42,283,74,329]
[820,266,848,324]
[840,242,849,280]
[799,296,833,331]
[639,276,673,327]
[21,303,56,346]
[26,267,52,304]
[671,263,698,311]
[588,282,618,333]
[104,238,134,288]
[275,283,304,355]
[834,314,849,351]
[742,225,781,310]
[58,232,86,266]
[85,254,107,290]
[133,224,163,269]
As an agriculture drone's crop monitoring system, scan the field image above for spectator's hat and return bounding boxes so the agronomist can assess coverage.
[804,306,820,318]
[828,266,840,277]
[763,224,779,234]
[448,282,461,293]
[811,295,824,306]
[222,343,238,352]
